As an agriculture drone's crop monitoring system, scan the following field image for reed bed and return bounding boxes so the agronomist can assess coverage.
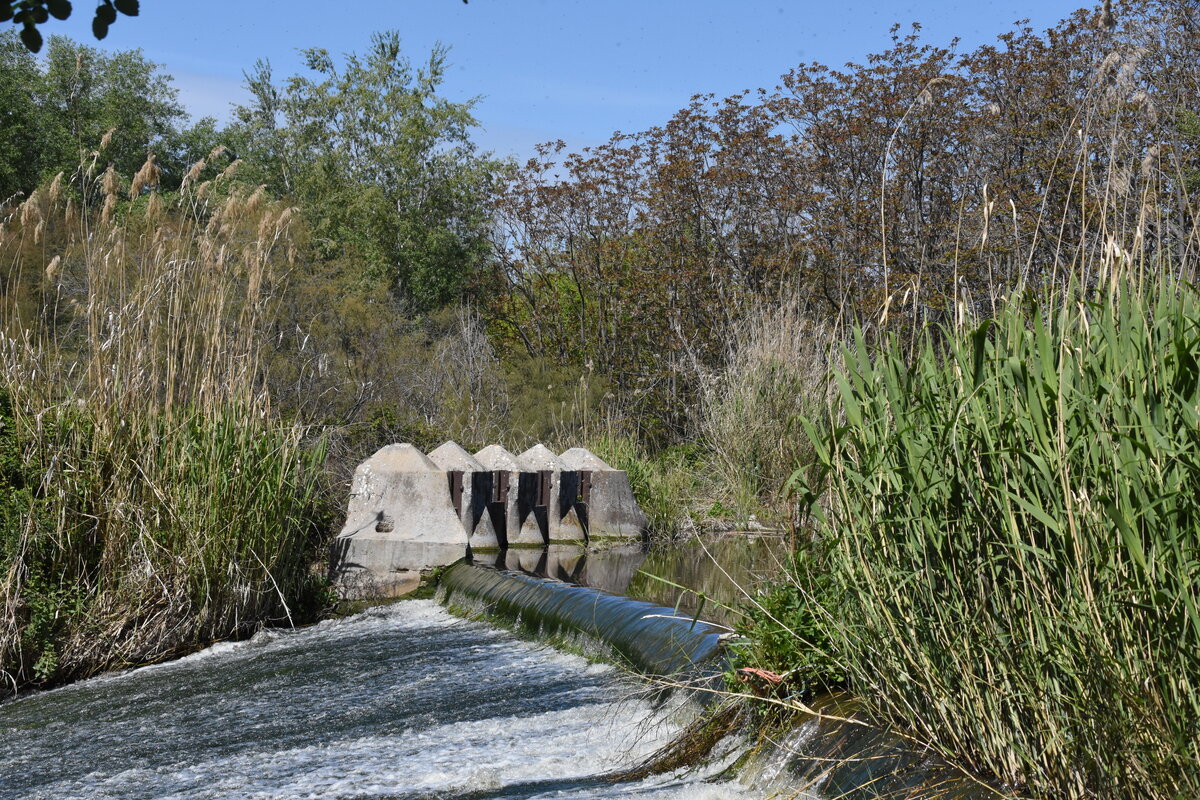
[795,273,1200,798]
[0,152,330,692]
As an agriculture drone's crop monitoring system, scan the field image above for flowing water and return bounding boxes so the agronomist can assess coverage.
[0,600,762,800]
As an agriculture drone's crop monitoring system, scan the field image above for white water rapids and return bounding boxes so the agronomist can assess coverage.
[0,600,764,799]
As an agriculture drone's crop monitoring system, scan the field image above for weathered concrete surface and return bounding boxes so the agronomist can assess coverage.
[518,444,588,544]
[474,445,527,548]
[332,444,468,598]
[559,447,648,540]
[331,567,422,601]
[427,441,501,549]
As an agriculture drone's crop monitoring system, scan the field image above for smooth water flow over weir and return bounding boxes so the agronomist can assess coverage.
[439,560,726,676]
[0,599,759,800]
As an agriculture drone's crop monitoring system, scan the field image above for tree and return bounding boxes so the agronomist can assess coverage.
[0,31,46,200]
[228,31,504,312]
[38,35,184,183]
[0,31,186,200]
[1,0,138,53]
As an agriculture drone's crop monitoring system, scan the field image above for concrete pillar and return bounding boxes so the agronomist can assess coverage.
[559,447,647,541]
[474,444,528,548]
[427,441,501,549]
[519,444,587,544]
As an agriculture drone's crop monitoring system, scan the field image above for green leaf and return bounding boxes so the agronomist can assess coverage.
[47,0,72,20]
[19,24,43,53]
[1103,498,1148,575]
[113,0,137,15]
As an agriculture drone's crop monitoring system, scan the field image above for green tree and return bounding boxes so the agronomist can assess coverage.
[0,31,46,200]
[38,35,184,183]
[228,31,504,311]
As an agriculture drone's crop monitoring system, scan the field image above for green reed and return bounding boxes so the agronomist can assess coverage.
[795,280,1200,799]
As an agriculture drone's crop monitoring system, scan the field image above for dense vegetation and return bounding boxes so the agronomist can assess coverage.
[1,2,1198,797]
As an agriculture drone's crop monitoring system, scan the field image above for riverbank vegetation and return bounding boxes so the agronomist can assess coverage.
[1,1,1198,797]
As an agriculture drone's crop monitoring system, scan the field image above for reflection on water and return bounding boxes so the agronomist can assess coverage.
[475,534,788,629]
[631,535,789,628]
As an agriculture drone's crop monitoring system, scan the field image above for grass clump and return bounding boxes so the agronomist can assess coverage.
[793,278,1200,799]
[0,157,334,692]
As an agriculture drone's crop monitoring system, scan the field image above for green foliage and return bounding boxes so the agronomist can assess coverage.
[0,31,186,200]
[1,399,331,689]
[2,0,138,53]
[227,32,504,312]
[0,33,45,200]
[40,35,184,179]
[791,280,1200,799]
[731,551,844,698]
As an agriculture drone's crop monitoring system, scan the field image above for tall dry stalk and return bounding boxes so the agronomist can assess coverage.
[698,296,839,519]
[0,152,329,691]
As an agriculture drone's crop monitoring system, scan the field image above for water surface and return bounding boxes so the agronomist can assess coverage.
[0,600,758,800]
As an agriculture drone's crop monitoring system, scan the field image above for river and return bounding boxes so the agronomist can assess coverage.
[0,598,762,800]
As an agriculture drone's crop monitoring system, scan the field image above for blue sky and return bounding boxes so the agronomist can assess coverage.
[41,0,1091,160]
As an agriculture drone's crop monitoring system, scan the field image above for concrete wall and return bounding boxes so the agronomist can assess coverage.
[427,441,501,549]
[559,447,647,540]
[474,445,526,548]
[518,444,587,544]
[333,444,468,597]
[332,441,648,599]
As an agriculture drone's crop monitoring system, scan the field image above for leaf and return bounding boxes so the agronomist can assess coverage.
[95,1,116,24]
[113,0,137,15]
[47,0,72,20]
[91,16,108,39]
[1103,498,1148,575]
[19,24,43,53]
[971,318,991,388]
[0,5,12,23]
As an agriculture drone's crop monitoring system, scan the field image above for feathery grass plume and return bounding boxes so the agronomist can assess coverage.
[18,189,41,231]
[0,154,331,695]
[130,154,162,199]
[217,159,242,182]
[46,173,64,208]
[182,158,206,188]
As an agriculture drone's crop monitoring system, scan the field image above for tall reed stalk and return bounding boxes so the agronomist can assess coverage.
[0,150,330,692]
[796,272,1200,798]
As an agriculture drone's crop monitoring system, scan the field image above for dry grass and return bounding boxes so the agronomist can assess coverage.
[0,151,330,691]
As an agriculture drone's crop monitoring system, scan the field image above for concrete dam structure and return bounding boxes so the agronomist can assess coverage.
[331,442,648,599]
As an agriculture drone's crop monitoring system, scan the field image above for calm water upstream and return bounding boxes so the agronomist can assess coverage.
[0,600,760,800]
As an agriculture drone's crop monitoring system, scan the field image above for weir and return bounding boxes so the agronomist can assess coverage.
[332,441,648,600]
[437,554,997,800]
[438,559,726,676]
